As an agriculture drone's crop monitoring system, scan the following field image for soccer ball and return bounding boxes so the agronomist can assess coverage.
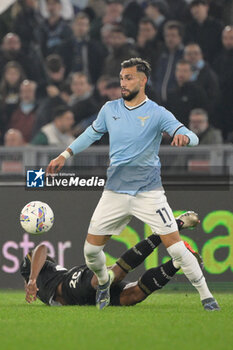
[20,201,54,234]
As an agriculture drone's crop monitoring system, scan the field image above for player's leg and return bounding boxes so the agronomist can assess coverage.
[132,190,219,311]
[110,211,200,283]
[119,259,179,306]
[160,232,220,310]
[113,234,162,282]
[84,234,116,310]
[111,211,200,283]
[83,190,132,309]
[84,234,111,285]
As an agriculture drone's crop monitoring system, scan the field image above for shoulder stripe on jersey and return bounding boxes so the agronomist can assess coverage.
[124,100,147,111]
[92,124,104,134]
[172,125,185,139]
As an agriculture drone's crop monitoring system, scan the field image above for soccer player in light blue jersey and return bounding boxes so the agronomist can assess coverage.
[47,58,219,311]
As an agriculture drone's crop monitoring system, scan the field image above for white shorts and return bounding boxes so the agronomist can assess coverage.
[88,189,178,236]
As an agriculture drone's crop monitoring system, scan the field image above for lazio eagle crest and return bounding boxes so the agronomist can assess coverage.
[137,116,150,126]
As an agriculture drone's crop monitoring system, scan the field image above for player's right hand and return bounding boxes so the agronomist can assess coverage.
[46,155,66,175]
[25,279,39,303]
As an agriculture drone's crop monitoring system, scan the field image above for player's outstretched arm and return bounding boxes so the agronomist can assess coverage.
[46,148,73,175]
[159,107,199,147]
[25,244,48,303]
[46,125,104,175]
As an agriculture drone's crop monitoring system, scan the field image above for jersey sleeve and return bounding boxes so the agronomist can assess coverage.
[159,106,183,136]
[92,104,108,133]
[159,106,199,146]
[69,105,108,155]
[173,125,199,146]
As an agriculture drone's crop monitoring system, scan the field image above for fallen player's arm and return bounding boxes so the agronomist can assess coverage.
[25,244,48,303]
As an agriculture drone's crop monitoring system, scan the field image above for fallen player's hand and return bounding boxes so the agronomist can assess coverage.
[25,279,39,303]
[171,134,190,147]
[46,155,66,175]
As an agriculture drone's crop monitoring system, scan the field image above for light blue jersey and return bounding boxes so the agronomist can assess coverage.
[69,98,199,194]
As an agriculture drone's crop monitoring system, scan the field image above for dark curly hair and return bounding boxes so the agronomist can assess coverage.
[121,58,151,79]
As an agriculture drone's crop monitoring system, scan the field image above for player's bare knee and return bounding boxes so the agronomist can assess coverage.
[160,231,181,248]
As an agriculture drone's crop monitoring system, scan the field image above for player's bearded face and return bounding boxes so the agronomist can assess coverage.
[120,67,143,101]
[121,86,140,101]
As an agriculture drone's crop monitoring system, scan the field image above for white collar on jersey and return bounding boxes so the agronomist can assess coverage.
[124,96,149,110]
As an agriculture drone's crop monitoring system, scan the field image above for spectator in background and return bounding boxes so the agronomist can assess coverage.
[152,21,184,103]
[85,0,106,19]
[122,0,144,27]
[0,33,46,88]
[12,0,43,52]
[9,80,38,142]
[0,61,25,124]
[184,43,219,119]
[70,0,89,13]
[102,27,138,77]
[165,0,190,22]
[69,72,99,128]
[93,75,112,107]
[31,105,74,146]
[4,128,26,147]
[104,78,121,101]
[185,0,223,64]
[136,17,163,73]
[71,12,106,84]
[189,108,223,144]
[213,25,233,139]
[39,0,75,71]
[100,23,116,55]
[73,78,121,142]
[144,0,169,41]
[0,2,14,39]
[34,54,67,133]
[90,0,137,41]
[39,0,74,20]
[45,54,66,92]
[166,59,207,126]
[0,33,25,76]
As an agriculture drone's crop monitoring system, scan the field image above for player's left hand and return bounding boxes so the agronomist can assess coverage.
[25,279,39,303]
[171,134,190,147]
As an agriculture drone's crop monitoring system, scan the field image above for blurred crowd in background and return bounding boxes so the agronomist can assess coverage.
[0,0,232,148]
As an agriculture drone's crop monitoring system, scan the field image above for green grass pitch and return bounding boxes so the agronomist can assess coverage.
[0,291,233,350]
